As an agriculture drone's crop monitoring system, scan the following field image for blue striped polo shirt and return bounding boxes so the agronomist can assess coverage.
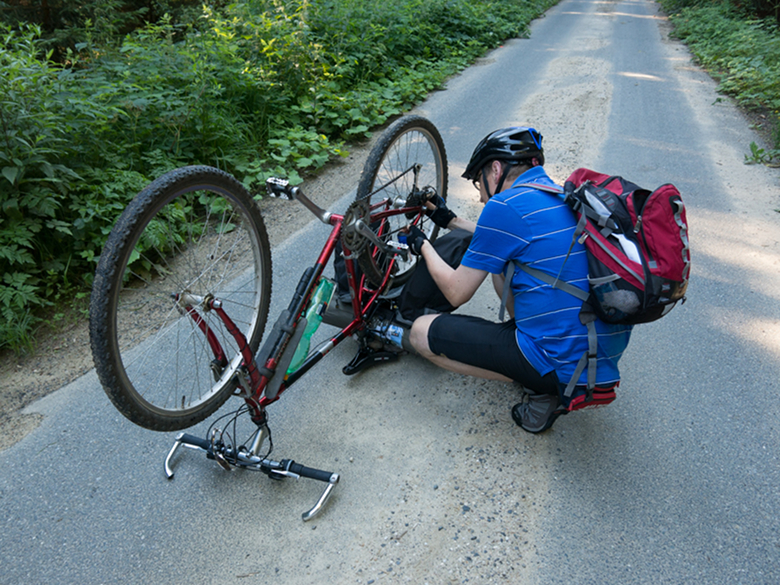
[461,167,632,387]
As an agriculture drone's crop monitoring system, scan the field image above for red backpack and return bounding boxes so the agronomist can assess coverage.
[511,168,691,325]
[564,168,690,324]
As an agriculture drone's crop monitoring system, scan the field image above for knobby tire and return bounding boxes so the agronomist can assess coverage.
[90,166,272,431]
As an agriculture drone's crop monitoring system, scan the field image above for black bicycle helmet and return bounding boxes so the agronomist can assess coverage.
[461,127,544,181]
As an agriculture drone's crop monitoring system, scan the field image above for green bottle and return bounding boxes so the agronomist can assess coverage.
[287,278,335,375]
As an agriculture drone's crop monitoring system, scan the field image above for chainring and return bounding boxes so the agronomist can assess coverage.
[341,197,371,256]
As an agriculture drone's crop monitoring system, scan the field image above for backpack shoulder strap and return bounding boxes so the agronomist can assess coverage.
[499,261,516,323]
[564,311,598,397]
[514,262,589,301]
[498,182,599,394]
[498,260,588,320]
[515,182,564,194]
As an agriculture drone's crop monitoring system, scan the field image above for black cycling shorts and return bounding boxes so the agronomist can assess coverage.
[427,314,559,395]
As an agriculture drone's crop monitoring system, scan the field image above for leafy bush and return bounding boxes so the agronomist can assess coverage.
[661,0,780,25]
[0,24,84,352]
[1,0,558,352]
[1,0,208,56]
[661,0,780,157]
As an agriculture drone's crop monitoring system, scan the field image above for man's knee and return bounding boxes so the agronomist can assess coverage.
[410,314,437,357]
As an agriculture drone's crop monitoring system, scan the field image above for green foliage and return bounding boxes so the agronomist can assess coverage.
[661,0,780,25]
[1,0,208,56]
[664,1,780,164]
[745,140,780,164]
[660,0,780,163]
[0,0,559,352]
[1,24,66,349]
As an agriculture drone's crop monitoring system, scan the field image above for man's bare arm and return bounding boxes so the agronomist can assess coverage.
[446,216,477,233]
[419,241,487,307]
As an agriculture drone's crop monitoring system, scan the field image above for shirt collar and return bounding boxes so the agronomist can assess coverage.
[510,166,552,188]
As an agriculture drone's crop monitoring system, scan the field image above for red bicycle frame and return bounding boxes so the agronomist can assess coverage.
[182,182,422,426]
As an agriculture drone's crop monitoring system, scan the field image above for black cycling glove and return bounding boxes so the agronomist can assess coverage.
[426,195,456,229]
[406,225,428,255]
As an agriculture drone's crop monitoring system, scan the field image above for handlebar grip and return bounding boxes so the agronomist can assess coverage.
[288,461,337,483]
[179,433,211,451]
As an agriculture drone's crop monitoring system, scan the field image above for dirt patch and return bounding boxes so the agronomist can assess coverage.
[0,134,379,451]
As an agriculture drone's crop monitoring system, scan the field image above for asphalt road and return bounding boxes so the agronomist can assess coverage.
[2,0,779,583]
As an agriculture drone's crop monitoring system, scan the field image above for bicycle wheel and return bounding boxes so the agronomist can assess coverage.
[90,166,272,431]
[355,115,448,288]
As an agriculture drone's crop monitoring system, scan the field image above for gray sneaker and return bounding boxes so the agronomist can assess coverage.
[511,392,566,434]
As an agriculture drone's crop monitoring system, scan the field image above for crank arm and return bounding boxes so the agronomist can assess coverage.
[266,177,331,223]
[353,219,410,261]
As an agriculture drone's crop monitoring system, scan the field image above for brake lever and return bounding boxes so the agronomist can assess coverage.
[302,474,339,522]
